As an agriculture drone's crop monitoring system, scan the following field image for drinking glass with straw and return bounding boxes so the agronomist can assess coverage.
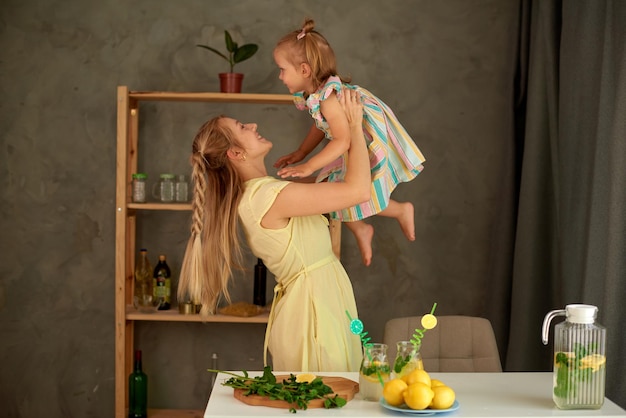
[347,311,390,401]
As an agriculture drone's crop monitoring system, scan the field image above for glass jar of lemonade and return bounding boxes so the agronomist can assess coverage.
[393,341,424,379]
[359,343,390,401]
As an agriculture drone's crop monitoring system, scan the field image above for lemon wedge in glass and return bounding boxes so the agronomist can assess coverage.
[580,354,606,372]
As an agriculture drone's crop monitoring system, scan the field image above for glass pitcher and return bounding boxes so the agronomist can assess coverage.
[541,304,606,409]
[392,341,423,379]
[359,343,390,401]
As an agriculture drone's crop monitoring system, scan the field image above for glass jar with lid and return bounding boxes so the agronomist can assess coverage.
[131,173,147,203]
[152,174,175,202]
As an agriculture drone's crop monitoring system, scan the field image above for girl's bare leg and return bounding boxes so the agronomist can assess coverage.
[344,220,374,267]
[378,200,415,241]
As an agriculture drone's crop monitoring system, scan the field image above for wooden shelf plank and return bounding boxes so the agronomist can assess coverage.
[128,91,293,104]
[126,306,269,323]
[147,408,204,418]
[128,202,192,211]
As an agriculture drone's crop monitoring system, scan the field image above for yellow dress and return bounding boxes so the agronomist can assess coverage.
[238,176,362,372]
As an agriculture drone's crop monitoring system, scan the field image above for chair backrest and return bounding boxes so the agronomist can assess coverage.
[383,315,502,372]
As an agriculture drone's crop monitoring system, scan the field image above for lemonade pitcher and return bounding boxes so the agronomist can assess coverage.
[393,341,423,379]
[541,304,606,409]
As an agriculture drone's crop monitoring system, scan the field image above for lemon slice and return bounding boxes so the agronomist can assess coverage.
[580,354,606,372]
[295,373,317,383]
[421,314,437,330]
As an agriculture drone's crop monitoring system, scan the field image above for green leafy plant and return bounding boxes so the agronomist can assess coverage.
[208,366,347,413]
[196,30,258,73]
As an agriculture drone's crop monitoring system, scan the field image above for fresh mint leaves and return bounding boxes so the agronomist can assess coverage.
[209,366,348,413]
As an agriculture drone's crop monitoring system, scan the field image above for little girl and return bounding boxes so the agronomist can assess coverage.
[273,19,426,266]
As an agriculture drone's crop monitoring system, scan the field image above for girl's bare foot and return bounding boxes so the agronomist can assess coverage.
[398,202,415,241]
[378,200,415,242]
[346,221,375,266]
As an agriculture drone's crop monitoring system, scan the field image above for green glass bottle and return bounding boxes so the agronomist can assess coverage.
[128,350,147,418]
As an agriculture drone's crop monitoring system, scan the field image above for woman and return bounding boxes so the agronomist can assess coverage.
[178,89,370,372]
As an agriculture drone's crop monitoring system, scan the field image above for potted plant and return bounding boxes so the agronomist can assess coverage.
[197,30,259,93]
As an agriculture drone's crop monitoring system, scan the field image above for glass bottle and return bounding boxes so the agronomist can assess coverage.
[175,174,189,202]
[393,341,424,379]
[133,249,155,313]
[153,254,171,310]
[253,258,267,306]
[131,173,147,203]
[359,343,390,401]
[128,349,147,418]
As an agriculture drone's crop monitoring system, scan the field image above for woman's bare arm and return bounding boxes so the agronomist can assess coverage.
[264,89,370,228]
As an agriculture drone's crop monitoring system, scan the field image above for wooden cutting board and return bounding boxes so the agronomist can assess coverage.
[233,375,359,409]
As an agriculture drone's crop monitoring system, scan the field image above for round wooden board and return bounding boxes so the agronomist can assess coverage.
[233,375,359,409]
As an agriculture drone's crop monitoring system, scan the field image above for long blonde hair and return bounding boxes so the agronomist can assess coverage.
[275,18,351,91]
[178,116,244,314]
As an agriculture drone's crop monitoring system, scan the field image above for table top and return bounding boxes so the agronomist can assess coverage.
[204,372,626,418]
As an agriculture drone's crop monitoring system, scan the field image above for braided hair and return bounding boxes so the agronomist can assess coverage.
[177,116,245,314]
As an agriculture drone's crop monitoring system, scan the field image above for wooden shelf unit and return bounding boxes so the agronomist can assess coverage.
[115,87,341,417]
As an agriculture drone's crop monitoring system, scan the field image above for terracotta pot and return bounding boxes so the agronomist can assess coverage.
[219,73,244,93]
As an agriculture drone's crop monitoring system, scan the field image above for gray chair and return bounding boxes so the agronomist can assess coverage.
[383,315,502,372]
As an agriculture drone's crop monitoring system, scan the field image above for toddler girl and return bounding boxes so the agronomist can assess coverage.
[273,19,426,266]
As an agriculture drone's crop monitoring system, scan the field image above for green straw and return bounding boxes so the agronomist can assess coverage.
[410,302,438,347]
[346,311,385,387]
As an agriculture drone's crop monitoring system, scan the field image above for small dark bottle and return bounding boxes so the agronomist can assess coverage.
[253,258,267,306]
[128,350,147,418]
[153,255,171,310]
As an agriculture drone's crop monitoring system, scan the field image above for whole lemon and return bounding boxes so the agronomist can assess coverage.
[403,382,434,410]
[403,369,431,387]
[430,385,456,409]
[383,378,408,406]
[430,378,446,388]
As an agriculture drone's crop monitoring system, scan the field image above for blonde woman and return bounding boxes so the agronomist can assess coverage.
[178,89,369,372]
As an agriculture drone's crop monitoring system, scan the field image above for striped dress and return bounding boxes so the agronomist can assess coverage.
[293,76,425,222]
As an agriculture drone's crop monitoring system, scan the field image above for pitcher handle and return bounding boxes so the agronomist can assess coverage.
[541,309,566,345]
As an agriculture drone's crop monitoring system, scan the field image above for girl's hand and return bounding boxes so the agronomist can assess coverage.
[274,149,307,169]
[277,162,314,179]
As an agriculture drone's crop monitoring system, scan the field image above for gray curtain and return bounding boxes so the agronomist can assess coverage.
[506,0,626,408]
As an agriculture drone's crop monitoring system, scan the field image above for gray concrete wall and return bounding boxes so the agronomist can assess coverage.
[0,0,520,416]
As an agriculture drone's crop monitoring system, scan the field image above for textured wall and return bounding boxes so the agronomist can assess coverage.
[0,0,520,416]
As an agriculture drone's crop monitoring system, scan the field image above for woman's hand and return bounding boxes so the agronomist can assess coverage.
[339,88,364,131]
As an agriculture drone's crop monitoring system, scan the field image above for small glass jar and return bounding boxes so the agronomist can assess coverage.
[393,341,423,379]
[131,173,147,203]
[175,174,189,202]
[359,343,390,401]
[153,174,175,202]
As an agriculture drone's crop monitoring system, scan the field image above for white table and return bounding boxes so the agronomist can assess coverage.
[204,372,626,418]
